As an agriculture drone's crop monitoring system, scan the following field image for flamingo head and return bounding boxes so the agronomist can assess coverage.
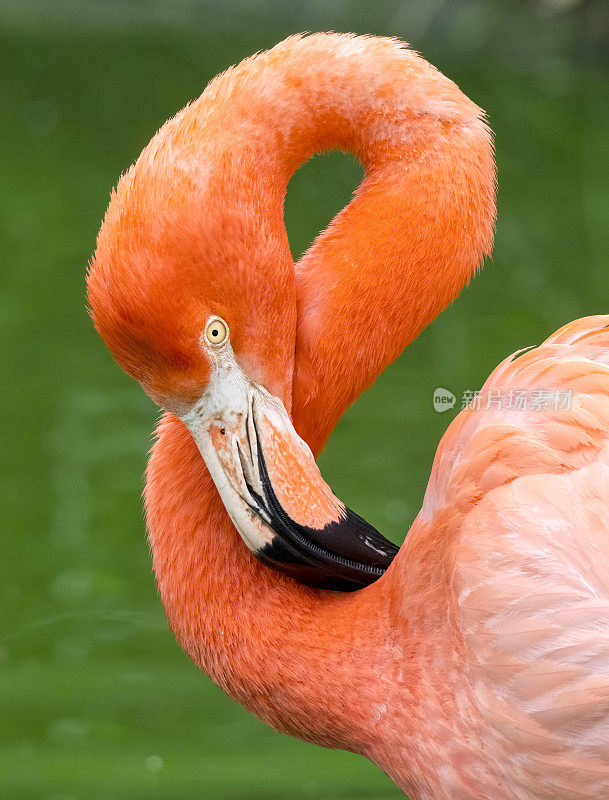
[87,110,397,592]
[86,143,297,414]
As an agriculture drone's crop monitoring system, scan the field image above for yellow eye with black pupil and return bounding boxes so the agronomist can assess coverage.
[205,318,228,346]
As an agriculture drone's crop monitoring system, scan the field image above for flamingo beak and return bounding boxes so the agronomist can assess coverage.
[180,349,398,592]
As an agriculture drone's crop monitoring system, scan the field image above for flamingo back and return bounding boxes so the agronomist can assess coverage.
[412,316,609,798]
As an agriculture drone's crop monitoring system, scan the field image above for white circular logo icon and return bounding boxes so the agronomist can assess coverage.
[433,388,456,413]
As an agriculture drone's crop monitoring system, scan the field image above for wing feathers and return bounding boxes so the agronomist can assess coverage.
[427,317,609,796]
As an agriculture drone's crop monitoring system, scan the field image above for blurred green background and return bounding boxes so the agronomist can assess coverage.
[1,1,608,798]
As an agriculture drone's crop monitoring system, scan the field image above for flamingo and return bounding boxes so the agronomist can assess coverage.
[86,33,609,799]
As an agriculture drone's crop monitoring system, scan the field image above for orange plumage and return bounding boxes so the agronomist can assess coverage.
[87,33,609,799]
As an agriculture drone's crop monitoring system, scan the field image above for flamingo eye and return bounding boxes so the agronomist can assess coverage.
[205,318,229,347]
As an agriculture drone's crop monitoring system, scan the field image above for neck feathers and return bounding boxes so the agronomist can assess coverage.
[183,32,495,448]
[142,31,496,762]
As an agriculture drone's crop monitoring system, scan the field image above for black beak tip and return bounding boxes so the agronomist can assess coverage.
[248,422,400,592]
[255,505,400,593]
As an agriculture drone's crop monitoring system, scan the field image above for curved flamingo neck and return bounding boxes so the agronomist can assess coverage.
[139,32,496,786]
[187,33,495,451]
[201,35,494,450]
[90,33,494,430]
